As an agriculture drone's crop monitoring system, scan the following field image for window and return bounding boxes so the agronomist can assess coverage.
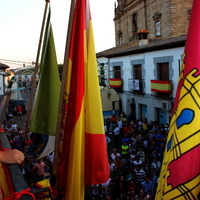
[114,66,121,79]
[158,63,169,81]
[133,64,142,80]
[132,64,143,93]
[153,12,162,37]
[156,62,170,98]
[156,21,161,36]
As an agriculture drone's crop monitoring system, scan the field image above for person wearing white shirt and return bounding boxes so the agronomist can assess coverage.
[113,126,121,149]
[110,149,121,161]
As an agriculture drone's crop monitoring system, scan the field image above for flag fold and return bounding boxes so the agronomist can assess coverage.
[156,0,200,199]
[57,0,109,199]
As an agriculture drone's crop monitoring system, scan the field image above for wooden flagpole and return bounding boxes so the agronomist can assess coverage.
[52,0,76,182]
[25,0,50,138]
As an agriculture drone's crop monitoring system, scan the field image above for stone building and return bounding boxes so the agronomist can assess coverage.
[114,0,192,46]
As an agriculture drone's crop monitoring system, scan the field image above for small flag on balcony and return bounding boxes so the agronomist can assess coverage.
[151,80,171,93]
[109,78,122,88]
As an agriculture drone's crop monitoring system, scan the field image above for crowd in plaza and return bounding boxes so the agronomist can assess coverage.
[2,111,53,186]
[85,112,169,200]
[2,109,169,200]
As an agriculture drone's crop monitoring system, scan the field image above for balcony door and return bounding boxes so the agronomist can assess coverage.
[158,63,169,81]
[157,63,170,98]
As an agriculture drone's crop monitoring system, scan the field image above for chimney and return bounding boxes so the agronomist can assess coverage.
[137,29,149,46]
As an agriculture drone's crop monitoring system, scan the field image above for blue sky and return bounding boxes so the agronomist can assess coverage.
[0,0,115,68]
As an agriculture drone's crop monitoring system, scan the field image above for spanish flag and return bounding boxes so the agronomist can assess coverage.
[155,0,200,199]
[57,0,109,199]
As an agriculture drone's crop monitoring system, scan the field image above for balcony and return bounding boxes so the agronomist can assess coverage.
[128,79,145,94]
[109,78,123,92]
[151,80,172,93]
[109,78,122,88]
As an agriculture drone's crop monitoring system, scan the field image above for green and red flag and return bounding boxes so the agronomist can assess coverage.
[57,0,109,199]
[156,0,200,199]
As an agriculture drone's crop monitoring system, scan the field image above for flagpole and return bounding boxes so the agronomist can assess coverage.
[25,0,50,137]
[52,0,76,180]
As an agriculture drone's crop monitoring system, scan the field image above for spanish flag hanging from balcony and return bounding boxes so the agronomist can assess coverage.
[109,78,122,88]
[150,80,171,93]
[57,0,109,199]
[155,0,200,199]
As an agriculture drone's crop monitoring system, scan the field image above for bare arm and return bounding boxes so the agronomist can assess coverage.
[0,149,25,164]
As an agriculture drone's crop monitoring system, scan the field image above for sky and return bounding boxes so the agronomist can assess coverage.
[0,0,116,68]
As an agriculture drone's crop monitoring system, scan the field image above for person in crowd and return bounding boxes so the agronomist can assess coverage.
[113,175,127,200]
[143,156,151,176]
[11,121,18,133]
[16,105,23,119]
[110,148,121,161]
[110,166,122,183]
[141,175,154,195]
[123,124,130,135]
[33,158,46,181]
[156,142,165,159]
[121,111,128,128]
[134,164,146,186]
[7,112,13,125]
[122,133,131,144]
[150,157,161,190]
[133,156,143,168]
[127,179,137,191]
[104,180,115,198]
[121,141,130,159]
[18,126,25,141]
[129,153,136,165]
[110,114,117,132]
[104,194,112,200]
[90,185,101,200]
[155,130,164,147]
[115,156,123,170]
[129,189,137,200]
[135,188,149,200]
[109,158,116,172]
[113,126,121,149]
[117,117,123,129]
[128,124,135,136]
[130,134,137,153]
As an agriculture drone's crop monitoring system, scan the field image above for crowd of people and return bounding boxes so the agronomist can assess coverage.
[2,112,54,187]
[1,110,169,200]
[85,112,169,200]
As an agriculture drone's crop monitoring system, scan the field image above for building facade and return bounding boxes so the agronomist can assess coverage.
[97,36,185,125]
[114,0,192,46]
[0,63,11,97]
[97,0,193,125]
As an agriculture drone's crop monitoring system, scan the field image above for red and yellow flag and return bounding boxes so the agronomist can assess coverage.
[58,0,109,199]
[155,0,200,199]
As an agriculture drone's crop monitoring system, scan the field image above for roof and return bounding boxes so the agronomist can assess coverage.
[96,35,186,58]
[0,63,10,69]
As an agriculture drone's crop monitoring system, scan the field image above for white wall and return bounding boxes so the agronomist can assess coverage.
[97,46,184,124]
[0,75,4,95]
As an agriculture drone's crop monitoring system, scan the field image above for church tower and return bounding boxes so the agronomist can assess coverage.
[114,0,193,46]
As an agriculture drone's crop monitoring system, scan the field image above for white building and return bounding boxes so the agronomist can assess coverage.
[97,35,185,125]
[0,63,10,97]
